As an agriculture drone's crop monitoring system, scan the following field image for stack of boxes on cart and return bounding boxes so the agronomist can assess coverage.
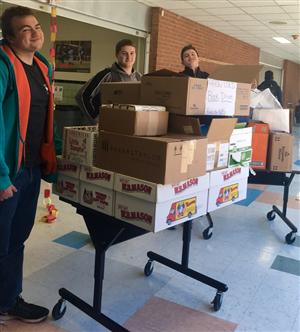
[53,64,292,232]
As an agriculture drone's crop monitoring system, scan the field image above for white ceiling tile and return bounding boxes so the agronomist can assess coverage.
[205,7,245,15]
[216,13,255,21]
[239,6,285,14]
[188,1,235,9]
[153,0,195,9]
[172,8,209,16]
[275,0,300,5]
[281,5,300,13]
[192,15,223,22]
[229,0,277,6]
[288,13,300,19]
[251,13,291,20]
[230,20,265,26]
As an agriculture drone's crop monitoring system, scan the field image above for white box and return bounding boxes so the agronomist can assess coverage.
[79,182,114,216]
[62,126,98,165]
[229,127,252,167]
[52,174,79,202]
[114,173,209,203]
[56,156,80,178]
[115,190,208,232]
[207,166,249,212]
[80,165,114,189]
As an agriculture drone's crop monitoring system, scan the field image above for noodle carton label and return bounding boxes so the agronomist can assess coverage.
[80,165,114,189]
[52,174,79,203]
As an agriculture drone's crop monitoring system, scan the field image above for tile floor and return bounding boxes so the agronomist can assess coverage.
[1,127,299,332]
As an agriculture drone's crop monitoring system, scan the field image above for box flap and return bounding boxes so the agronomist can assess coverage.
[207,118,237,142]
[210,65,263,83]
[144,69,184,77]
[168,114,201,135]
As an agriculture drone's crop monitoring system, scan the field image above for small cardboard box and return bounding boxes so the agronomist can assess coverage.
[141,75,206,115]
[168,114,236,171]
[56,156,80,178]
[79,182,114,216]
[114,173,209,203]
[96,131,207,184]
[229,127,252,167]
[52,174,79,202]
[114,190,208,232]
[62,126,98,166]
[207,166,249,212]
[99,106,169,136]
[101,82,140,105]
[80,165,114,189]
[267,132,293,172]
[248,122,269,170]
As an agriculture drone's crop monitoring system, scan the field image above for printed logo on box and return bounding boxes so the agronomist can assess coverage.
[57,163,78,173]
[86,171,112,182]
[221,167,241,181]
[69,137,86,153]
[119,205,153,225]
[166,196,197,225]
[56,180,76,194]
[173,178,198,195]
[216,183,239,207]
[82,189,109,207]
[121,182,152,195]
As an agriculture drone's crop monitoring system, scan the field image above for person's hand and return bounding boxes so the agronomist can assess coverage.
[0,185,17,202]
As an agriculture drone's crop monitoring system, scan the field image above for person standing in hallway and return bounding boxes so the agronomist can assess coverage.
[0,6,58,323]
[257,70,283,106]
[76,38,142,122]
[179,44,209,79]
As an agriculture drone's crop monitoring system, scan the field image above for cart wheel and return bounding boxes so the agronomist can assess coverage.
[211,292,223,312]
[144,260,154,277]
[285,232,296,244]
[52,299,67,320]
[202,227,213,240]
[267,210,276,221]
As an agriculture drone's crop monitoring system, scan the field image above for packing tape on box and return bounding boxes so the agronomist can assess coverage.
[181,140,196,173]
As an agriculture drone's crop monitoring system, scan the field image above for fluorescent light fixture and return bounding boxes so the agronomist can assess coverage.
[272,37,291,44]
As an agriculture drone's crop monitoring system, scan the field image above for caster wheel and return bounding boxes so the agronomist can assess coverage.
[211,292,223,312]
[285,232,296,244]
[267,211,276,221]
[202,227,213,240]
[144,260,154,277]
[52,299,67,320]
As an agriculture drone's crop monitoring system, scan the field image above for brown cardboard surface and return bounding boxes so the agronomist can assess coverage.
[210,64,263,83]
[268,132,293,172]
[141,76,207,115]
[207,118,237,142]
[168,114,201,135]
[101,82,140,105]
[96,131,207,184]
[99,107,169,136]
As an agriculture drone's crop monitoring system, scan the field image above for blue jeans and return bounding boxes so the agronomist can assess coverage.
[0,167,41,311]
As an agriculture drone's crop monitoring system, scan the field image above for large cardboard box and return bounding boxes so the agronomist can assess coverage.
[229,127,252,167]
[141,75,205,116]
[62,126,98,165]
[114,190,208,232]
[56,156,80,178]
[114,173,209,203]
[101,82,140,105]
[168,114,236,171]
[96,131,207,184]
[207,166,249,212]
[99,105,169,136]
[267,132,293,172]
[140,65,261,116]
[52,174,80,203]
[79,182,114,216]
[80,165,114,189]
[248,122,269,170]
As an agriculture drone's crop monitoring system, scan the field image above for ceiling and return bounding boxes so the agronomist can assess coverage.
[137,0,300,64]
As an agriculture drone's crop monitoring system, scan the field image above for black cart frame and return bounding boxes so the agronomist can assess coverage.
[52,200,228,331]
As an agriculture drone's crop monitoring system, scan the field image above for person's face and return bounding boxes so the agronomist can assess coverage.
[116,45,136,70]
[8,15,44,53]
[182,49,199,70]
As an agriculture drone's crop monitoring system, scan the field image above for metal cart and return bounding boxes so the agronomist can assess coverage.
[248,169,299,244]
[52,199,228,331]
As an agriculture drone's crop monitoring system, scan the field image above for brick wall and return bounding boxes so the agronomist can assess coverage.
[149,7,260,74]
[283,60,300,108]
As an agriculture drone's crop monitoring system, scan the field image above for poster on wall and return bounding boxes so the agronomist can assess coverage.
[55,40,91,73]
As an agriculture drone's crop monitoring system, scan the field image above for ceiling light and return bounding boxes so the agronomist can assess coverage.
[269,21,287,25]
[273,37,291,44]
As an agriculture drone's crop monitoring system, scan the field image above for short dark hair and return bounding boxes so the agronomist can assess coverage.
[1,6,35,39]
[265,70,274,80]
[115,39,135,55]
[180,44,199,61]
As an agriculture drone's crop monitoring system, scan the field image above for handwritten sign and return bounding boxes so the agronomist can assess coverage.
[205,79,237,116]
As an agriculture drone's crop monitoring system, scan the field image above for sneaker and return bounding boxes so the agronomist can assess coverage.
[0,297,49,323]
